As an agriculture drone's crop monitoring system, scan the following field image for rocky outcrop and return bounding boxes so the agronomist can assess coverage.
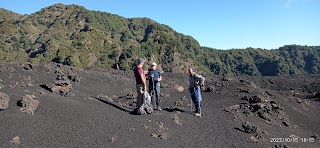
[51,80,73,96]
[18,95,39,115]
[242,121,257,133]
[0,92,10,110]
[225,94,291,127]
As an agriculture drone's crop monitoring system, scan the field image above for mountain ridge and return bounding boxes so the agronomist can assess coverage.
[0,3,319,76]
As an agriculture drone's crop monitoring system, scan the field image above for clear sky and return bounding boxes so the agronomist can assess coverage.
[1,0,320,50]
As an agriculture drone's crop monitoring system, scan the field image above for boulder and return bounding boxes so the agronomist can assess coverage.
[51,80,73,96]
[205,85,216,92]
[23,63,33,70]
[126,93,134,99]
[240,104,252,114]
[68,74,80,83]
[296,98,302,103]
[282,119,291,127]
[249,95,263,103]
[56,74,68,81]
[18,95,39,115]
[274,143,290,148]
[247,136,258,143]
[0,82,4,89]
[0,92,10,110]
[224,105,240,113]
[176,86,184,92]
[221,77,232,81]
[271,103,280,109]
[237,88,251,93]
[10,136,21,145]
[312,92,320,98]
[242,121,257,133]
[258,111,272,121]
[174,100,184,107]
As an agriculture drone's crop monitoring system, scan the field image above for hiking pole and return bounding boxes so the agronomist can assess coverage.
[152,77,156,109]
[190,93,193,114]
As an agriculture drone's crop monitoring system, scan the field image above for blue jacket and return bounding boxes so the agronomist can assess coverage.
[148,69,161,82]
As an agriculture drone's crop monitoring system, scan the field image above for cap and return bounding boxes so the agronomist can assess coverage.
[151,62,157,66]
[135,58,145,65]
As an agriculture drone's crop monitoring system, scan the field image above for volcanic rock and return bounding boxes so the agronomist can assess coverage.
[257,111,272,121]
[51,80,73,96]
[10,136,21,145]
[68,74,80,83]
[242,121,257,133]
[23,63,33,70]
[0,92,10,110]
[205,85,216,92]
[282,119,291,127]
[274,143,290,148]
[18,95,39,115]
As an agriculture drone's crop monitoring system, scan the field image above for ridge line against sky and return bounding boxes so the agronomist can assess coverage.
[1,0,320,50]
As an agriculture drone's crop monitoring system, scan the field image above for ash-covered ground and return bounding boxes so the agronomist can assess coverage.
[0,62,319,148]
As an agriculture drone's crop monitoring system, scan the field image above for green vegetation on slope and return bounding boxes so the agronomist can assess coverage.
[0,4,319,76]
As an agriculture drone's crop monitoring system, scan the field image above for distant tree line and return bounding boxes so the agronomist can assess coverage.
[0,4,319,76]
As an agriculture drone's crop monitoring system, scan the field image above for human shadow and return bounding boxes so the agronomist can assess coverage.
[234,127,245,133]
[94,96,197,115]
[163,107,187,113]
[93,97,137,114]
[163,107,197,115]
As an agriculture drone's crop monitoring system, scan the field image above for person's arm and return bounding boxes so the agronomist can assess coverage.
[141,74,147,91]
[146,69,152,80]
[158,76,162,81]
[146,74,151,80]
[157,71,162,81]
[139,69,147,91]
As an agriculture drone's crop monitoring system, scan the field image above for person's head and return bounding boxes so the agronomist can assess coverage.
[135,58,145,67]
[188,67,195,76]
[150,62,157,70]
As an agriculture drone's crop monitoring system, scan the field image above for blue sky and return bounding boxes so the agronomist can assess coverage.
[1,0,320,49]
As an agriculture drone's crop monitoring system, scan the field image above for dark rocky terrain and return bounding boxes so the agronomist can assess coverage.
[0,62,319,148]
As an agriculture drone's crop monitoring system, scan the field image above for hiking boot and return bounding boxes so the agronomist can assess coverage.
[194,112,201,117]
[158,106,162,111]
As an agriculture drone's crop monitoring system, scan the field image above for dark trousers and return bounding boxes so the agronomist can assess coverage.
[149,82,161,108]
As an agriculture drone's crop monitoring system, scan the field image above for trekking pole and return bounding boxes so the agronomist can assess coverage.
[152,77,156,108]
[190,96,192,113]
[190,89,193,114]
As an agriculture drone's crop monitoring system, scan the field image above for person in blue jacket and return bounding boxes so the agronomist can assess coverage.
[148,62,162,111]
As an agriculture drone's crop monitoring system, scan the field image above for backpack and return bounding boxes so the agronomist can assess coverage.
[136,91,153,115]
[194,75,205,90]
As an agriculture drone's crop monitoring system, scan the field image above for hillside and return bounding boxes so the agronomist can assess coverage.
[0,3,319,76]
